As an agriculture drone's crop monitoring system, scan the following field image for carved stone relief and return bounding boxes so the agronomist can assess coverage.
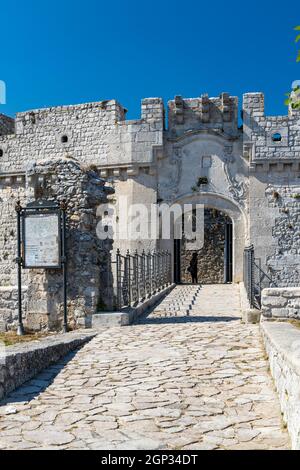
[223,145,248,206]
[158,145,182,202]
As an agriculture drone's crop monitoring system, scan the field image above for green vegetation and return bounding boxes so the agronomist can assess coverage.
[197,176,208,186]
[296,25,300,62]
[285,26,300,110]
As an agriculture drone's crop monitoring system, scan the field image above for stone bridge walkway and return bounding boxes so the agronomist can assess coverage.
[0,284,289,450]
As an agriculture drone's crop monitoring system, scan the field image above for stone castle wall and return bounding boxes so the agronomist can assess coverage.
[0,158,113,332]
[0,113,14,136]
[0,98,163,174]
[1,90,300,329]
[244,93,300,288]
[243,93,300,163]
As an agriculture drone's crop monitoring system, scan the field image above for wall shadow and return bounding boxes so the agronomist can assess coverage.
[0,350,79,406]
[137,315,240,325]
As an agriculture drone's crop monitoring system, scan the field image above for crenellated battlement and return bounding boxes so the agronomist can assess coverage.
[243,92,300,167]
[0,113,14,136]
[167,93,239,137]
[0,91,300,175]
[0,97,165,174]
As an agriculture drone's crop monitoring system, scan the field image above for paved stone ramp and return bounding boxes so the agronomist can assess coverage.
[0,285,289,450]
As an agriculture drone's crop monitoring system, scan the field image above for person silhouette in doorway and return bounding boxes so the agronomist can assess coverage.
[188,252,198,284]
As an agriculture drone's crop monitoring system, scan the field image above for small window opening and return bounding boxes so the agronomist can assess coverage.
[272,132,282,142]
[61,135,68,143]
[0,149,3,157]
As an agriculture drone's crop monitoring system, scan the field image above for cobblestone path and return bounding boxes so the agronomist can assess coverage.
[0,285,290,450]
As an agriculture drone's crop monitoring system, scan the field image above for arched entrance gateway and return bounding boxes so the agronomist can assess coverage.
[171,193,247,285]
[174,208,233,284]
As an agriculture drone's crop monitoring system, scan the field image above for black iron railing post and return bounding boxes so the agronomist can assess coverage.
[116,248,122,309]
[153,251,157,292]
[158,251,162,290]
[151,251,155,295]
[135,249,139,302]
[60,200,68,333]
[244,244,257,309]
[126,250,131,306]
[141,250,146,300]
[113,249,172,308]
[162,251,166,287]
[15,201,24,336]
[250,246,254,308]
[165,250,168,286]
[146,250,151,297]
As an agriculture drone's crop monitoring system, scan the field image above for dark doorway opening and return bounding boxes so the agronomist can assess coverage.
[224,221,233,283]
[173,208,233,284]
[174,238,181,284]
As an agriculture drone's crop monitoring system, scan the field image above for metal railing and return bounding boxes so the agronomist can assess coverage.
[113,249,172,310]
[243,245,274,309]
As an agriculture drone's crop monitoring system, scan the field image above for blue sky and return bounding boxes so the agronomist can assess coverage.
[0,0,299,120]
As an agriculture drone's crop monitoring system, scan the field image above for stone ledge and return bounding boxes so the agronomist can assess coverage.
[261,321,300,449]
[0,330,97,400]
[92,283,175,328]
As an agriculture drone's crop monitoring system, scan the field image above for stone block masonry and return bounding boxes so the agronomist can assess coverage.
[261,321,300,449]
[0,113,14,136]
[0,99,163,173]
[243,92,300,163]
[1,90,300,330]
[0,157,114,332]
[22,158,114,331]
[0,286,28,332]
[261,287,300,319]
[0,330,96,401]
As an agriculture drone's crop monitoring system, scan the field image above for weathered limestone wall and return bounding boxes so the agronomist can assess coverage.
[243,93,300,162]
[248,170,300,287]
[261,287,300,319]
[0,287,27,332]
[103,170,159,256]
[0,98,163,174]
[261,321,300,449]
[0,181,27,286]
[0,91,299,325]
[0,114,14,136]
[244,93,300,287]
[0,180,29,331]
[157,95,248,283]
[24,158,113,330]
[168,93,239,138]
[0,158,113,331]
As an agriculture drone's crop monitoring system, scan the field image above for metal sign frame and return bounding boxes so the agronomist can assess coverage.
[15,199,68,335]
[22,206,62,269]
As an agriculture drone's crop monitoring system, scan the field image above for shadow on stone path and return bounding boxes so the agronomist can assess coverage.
[1,351,78,405]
